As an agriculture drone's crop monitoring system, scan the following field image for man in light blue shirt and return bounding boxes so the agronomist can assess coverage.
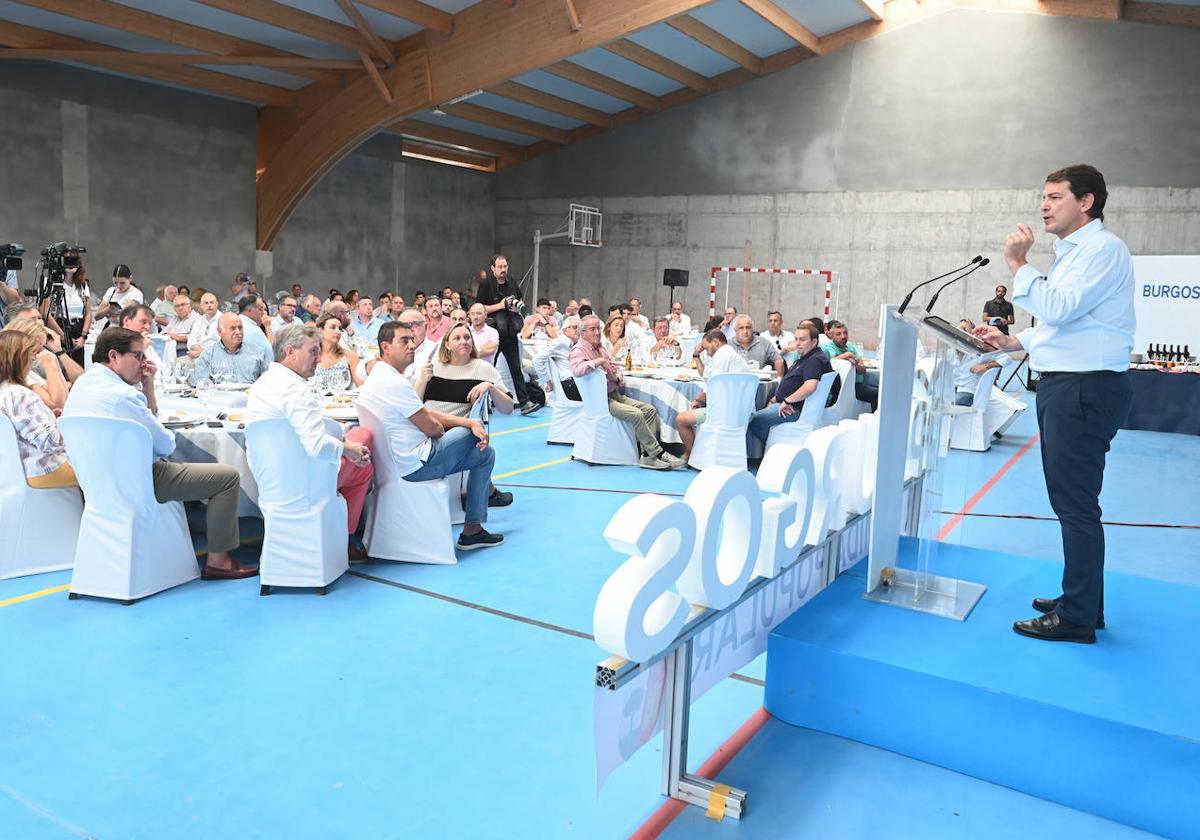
[975,164,1134,644]
[194,313,272,384]
[349,296,387,346]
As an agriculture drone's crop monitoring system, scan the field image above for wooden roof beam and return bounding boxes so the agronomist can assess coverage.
[402,139,497,172]
[358,0,455,36]
[542,60,661,111]
[603,38,713,93]
[440,101,569,144]
[190,0,375,54]
[336,0,395,65]
[853,0,885,21]
[738,0,822,54]
[488,80,612,127]
[5,0,343,83]
[667,14,763,74]
[1124,1,1200,28]
[392,119,526,158]
[0,49,367,69]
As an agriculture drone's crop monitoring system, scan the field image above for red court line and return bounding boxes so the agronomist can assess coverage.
[936,434,1040,542]
[629,707,771,840]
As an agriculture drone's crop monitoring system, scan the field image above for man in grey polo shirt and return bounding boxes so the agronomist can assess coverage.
[730,315,785,377]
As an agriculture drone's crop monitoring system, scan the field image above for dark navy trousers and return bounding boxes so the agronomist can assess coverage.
[1034,370,1133,628]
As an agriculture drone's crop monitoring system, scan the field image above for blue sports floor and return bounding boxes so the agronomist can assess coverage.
[2,391,1196,839]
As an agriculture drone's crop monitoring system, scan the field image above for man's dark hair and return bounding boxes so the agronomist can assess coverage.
[491,254,506,267]
[826,320,846,331]
[440,286,455,297]
[607,304,621,316]
[414,290,425,298]
[704,328,727,345]
[619,304,632,316]
[796,324,818,342]
[577,304,594,317]
[238,295,260,314]
[806,316,826,335]
[767,310,782,319]
[94,326,142,364]
[377,319,410,347]
[1046,163,1107,221]
[119,303,154,326]
[537,298,551,308]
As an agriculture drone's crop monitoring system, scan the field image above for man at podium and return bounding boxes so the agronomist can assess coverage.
[974,164,1134,644]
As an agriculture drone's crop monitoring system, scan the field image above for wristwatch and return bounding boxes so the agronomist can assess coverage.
[53,349,66,357]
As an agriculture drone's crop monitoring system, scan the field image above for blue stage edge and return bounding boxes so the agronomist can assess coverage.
[765,537,1200,840]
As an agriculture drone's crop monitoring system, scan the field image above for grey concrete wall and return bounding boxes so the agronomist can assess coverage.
[0,62,495,306]
[495,10,1200,342]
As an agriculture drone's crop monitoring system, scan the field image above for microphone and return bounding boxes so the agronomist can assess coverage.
[926,258,990,314]
[897,256,982,315]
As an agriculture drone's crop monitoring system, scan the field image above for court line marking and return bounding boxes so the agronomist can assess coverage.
[497,482,685,497]
[492,457,571,480]
[936,510,1200,530]
[491,422,549,437]
[0,781,97,839]
[347,571,766,687]
[0,584,70,609]
[936,434,1040,541]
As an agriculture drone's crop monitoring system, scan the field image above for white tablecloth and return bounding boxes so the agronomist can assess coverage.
[622,370,775,443]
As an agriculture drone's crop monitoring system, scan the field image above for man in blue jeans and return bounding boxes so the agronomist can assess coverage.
[357,320,503,550]
[747,323,832,452]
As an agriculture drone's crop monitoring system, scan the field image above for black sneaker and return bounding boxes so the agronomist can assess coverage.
[488,489,514,507]
[457,528,504,551]
[519,400,542,416]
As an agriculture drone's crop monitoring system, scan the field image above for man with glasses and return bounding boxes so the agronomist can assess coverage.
[63,327,254,579]
[194,313,271,384]
[533,314,581,400]
[164,294,201,356]
[270,296,300,334]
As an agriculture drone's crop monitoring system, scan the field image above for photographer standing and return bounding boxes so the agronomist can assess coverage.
[475,254,538,415]
[49,257,92,365]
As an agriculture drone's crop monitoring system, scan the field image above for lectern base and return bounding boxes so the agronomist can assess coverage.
[863,567,985,621]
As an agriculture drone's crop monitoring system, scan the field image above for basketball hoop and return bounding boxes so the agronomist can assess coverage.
[528,203,605,305]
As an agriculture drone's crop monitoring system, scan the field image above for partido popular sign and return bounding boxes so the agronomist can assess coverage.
[1131,255,1200,354]
[591,409,897,790]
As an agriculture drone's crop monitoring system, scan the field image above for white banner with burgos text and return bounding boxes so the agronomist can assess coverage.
[1132,255,1200,356]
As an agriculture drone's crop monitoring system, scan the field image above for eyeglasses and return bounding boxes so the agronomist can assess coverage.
[122,350,146,361]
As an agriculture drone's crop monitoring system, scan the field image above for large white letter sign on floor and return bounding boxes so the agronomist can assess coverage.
[678,467,763,611]
[754,444,816,580]
[593,495,696,663]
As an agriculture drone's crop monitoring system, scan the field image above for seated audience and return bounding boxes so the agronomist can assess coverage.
[270,296,300,334]
[747,324,833,450]
[731,315,786,377]
[375,292,393,320]
[246,324,374,562]
[642,317,682,365]
[0,331,76,487]
[468,303,499,364]
[194,312,272,384]
[164,294,202,355]
[569,315,685,471]
[387,294,406,322]
[449,308,467,328]
[290,283,303,299]
[350,296,386,346]
[953,319,1002,406]
[357,321,504,550]
[415,324,515,507]
[391,308,436,381]
[314,313,364,389]
[119,304,166,373]
[412,290,426,310]
[238,295,274,351]
[720,307,738,341]
[763,310,797,359]
[627,298,649,332]
[533,315,581,399]
[424,296,449,344]
[820,320,877,410]
[675,329,750,462]
[63,328,253,578]
[299,294,322,323]
[187,292,222,358]
[150,284,177,326]
[4,317,71,412]
[345,289,360,307]
[668,301,692,334]
[521,300,560,342]
[601,314,628,360]
[563,300,580,318]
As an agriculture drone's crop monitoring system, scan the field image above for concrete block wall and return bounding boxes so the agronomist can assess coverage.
[497,188,1200,345]
[0,62,494,306]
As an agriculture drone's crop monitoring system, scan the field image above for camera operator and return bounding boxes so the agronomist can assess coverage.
[474,254,537,415]
[39,253,91,365]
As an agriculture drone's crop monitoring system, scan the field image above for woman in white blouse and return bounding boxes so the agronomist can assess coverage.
[0,332,77,488]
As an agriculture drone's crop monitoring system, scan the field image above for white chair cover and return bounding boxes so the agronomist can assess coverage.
[58,416,199,602]
[245,419,348,592]
[826,358,864,424]
[764,370,838,456]
[355,404,456,565]
[546,360,583,445]
[985,385,1028,437]
[689,372,759,471]
[570,369,639,466]
[950,367,1003,451]
[0,416,81,579]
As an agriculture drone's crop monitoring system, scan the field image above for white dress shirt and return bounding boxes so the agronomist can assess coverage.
[405,339,438,382]
[165,311,202,342]
[704,344,751,378]
[189,313,220,352]
[246,362,343,461]
[668,313,692,334]
[1013,219,1136,373]
[62,364,175,458]
[270,314,299,335]
[99,285,144,309]
[357,361,431,477]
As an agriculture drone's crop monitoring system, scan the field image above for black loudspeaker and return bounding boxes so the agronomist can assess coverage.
[662,268,689,288]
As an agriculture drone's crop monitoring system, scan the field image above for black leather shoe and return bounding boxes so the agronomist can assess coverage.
[1032,596,1104,629]
[1013,612,1095,643]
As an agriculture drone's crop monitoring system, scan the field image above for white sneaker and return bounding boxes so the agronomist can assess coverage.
[638,454,671,470]
[659,452,687,470]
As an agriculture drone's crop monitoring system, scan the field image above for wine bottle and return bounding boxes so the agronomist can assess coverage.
[625,348,633,371]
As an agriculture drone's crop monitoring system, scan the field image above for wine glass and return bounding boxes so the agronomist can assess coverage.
[331,366,351,401]
[196,375,212,411]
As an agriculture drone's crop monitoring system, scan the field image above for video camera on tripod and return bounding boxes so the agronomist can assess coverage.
[0,243,23,273]
[36,242,86,301]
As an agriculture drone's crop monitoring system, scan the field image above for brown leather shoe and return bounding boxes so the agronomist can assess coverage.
[200,563,259,580]
[348,543,369,564]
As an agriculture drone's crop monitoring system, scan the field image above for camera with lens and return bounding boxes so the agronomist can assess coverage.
[504,294,527,317]
[0,243,23,272]
[37,241,86,300]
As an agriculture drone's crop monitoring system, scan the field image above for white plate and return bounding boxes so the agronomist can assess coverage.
[214,382,251,391]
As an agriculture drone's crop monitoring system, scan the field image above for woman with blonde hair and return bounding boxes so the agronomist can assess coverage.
[414,323,514,506]
[314,312,363,389]
[3,317,69,412]
[0,332,76,488]
[601,313,628,358]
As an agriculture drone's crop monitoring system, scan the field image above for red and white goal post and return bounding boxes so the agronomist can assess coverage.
[708,266,839,322]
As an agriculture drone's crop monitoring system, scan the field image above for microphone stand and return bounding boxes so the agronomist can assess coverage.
[897,256,982,315]
[925,258,990,314]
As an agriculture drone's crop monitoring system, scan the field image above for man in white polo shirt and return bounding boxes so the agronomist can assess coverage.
[674,329,751,462]
[357,320,504,551]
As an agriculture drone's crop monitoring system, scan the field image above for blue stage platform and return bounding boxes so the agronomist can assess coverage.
[765,538,1200,839]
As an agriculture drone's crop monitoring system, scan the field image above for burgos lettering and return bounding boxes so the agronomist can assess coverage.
[1142,284,1200,299]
